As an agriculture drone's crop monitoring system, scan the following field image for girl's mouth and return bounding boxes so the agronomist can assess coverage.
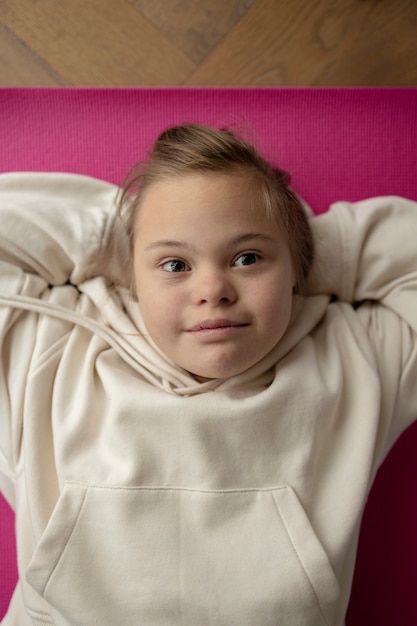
[188,319,247,332]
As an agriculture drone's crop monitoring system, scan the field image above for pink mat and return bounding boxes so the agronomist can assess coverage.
[0,87,417,623]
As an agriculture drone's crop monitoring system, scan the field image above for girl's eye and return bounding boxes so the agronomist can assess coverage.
[233,252,260,267]
[161,259,190,273]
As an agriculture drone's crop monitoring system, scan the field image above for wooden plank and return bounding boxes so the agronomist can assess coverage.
[0,0,195,86]
[314,0,417,85]
[184,0,417,86]
[184,0,322,85]
[1,0,415,87]
[132,0,255,64]
[0,21,65,86]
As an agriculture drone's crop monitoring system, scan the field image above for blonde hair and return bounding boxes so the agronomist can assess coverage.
[101,123,314,294]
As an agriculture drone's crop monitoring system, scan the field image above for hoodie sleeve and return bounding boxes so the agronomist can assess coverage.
[308,196,417,326]
[0,172,117,286]
[307,196,417,448]
[0,172,117,503]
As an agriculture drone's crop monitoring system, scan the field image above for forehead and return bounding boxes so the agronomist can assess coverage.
[135,172,279,234]
[142,172,250,204]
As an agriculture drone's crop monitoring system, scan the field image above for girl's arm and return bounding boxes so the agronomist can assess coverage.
[0,172,117,503]
[0,172,117,286]
[307,195,417,450]
[308,196,417,327]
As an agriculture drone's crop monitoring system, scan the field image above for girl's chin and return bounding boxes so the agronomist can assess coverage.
[187,362,248,382]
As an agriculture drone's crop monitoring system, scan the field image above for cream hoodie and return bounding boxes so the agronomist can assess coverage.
[0,173,416,626]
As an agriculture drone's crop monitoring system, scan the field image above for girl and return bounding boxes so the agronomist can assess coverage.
[0,124,416,625]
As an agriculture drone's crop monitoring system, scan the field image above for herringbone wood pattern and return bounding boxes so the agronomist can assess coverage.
[0,0,416,86]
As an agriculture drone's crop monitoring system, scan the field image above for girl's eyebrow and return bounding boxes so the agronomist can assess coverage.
[144,233,277,253]
[230,233,277,246]
[145,240,193,252]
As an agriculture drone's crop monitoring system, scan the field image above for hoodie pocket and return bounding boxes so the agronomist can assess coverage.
[26,482,339,626]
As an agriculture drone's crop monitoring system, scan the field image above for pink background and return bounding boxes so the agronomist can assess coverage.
[0,87,416,623]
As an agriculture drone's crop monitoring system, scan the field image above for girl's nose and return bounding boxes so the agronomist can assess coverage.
[192,269,237,305]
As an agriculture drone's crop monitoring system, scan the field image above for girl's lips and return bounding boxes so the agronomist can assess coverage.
[188,319,247,332]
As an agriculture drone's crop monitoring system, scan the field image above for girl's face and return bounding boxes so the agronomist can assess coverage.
[133,173,295,381]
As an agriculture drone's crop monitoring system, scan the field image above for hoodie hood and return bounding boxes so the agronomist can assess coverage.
[81,277,330,396]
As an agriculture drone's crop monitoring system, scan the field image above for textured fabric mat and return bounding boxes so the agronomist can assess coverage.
[0,87,416,625]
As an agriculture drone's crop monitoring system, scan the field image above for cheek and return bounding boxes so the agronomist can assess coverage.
[134,273,159,327]
[258,281,293,334]
[135,279,182,340]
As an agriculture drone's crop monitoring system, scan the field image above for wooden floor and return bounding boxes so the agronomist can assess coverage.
[0,0,416,87]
